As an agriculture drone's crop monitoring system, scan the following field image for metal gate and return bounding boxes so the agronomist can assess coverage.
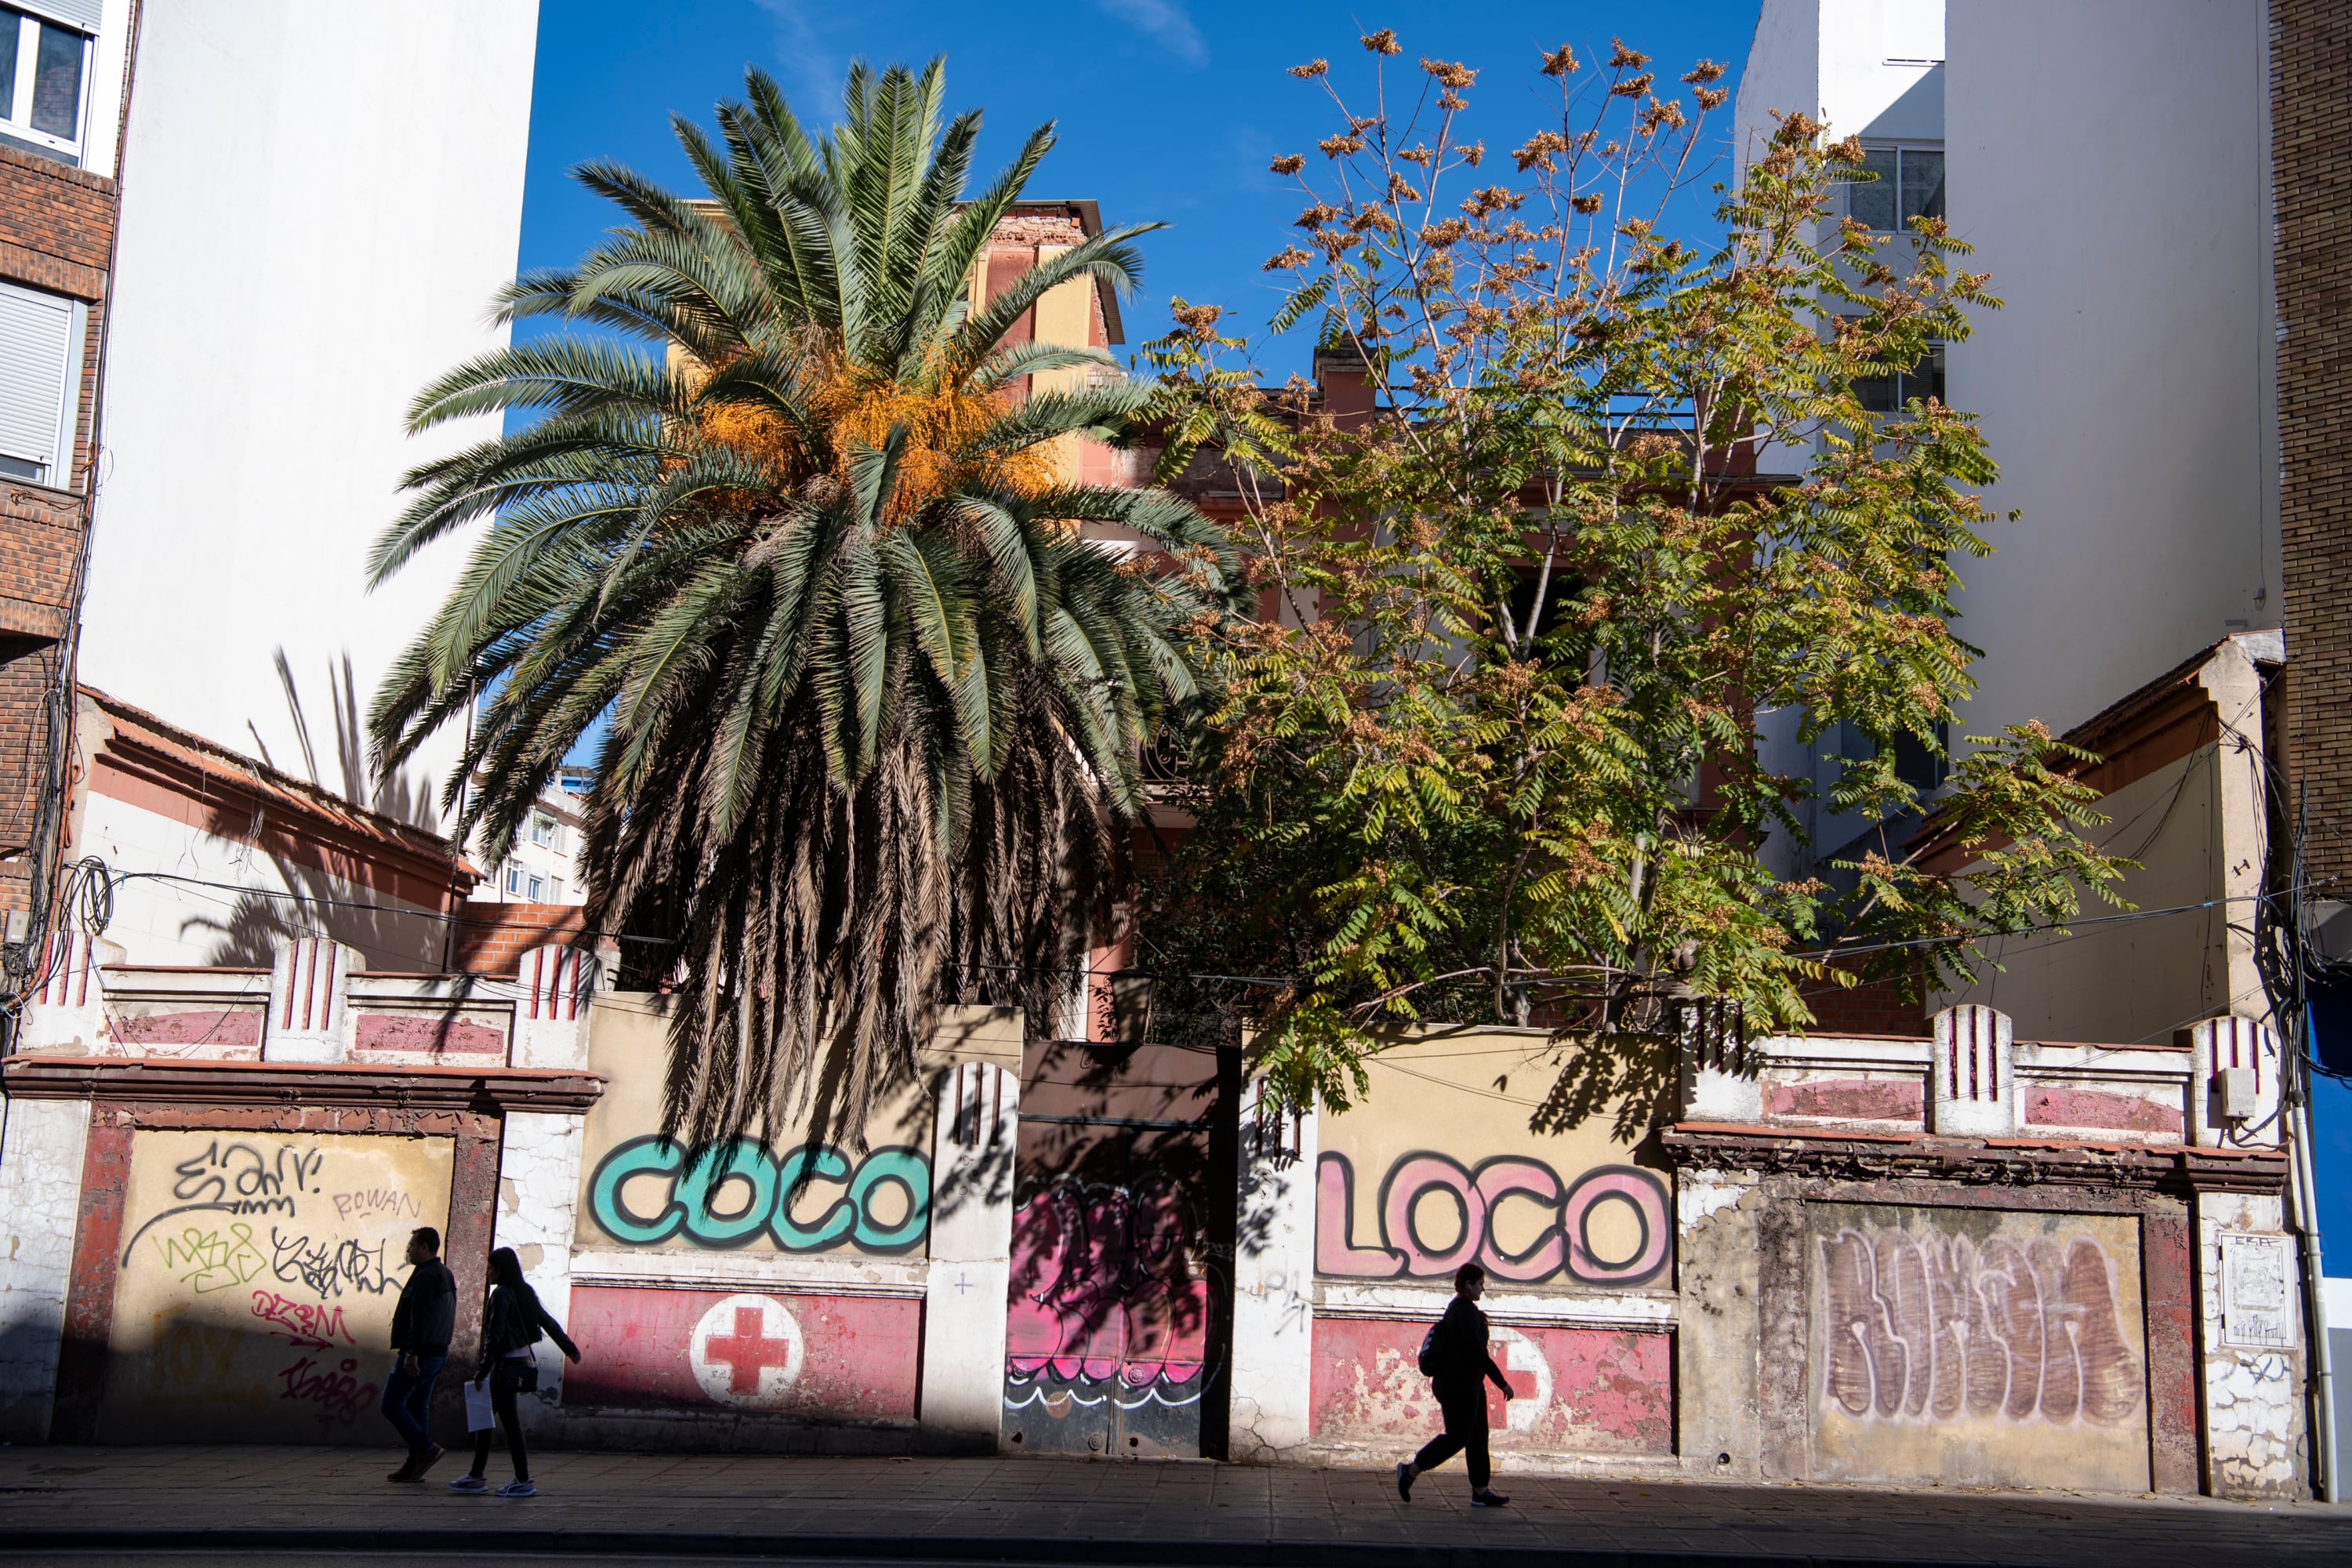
[1003,1038,1236,1457]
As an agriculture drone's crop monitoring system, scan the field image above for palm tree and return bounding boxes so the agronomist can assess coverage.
[368,61,1238,1146]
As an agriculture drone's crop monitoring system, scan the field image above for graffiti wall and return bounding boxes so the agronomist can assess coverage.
[561,996,1021,1430]
[573,997,953,1262]
[1805,1203,2150,1490]
[1004,1039,1232,1457]
[1309,1319,1673,1454]
[101,1130,454,1443]
[1313,1032,1673,1291]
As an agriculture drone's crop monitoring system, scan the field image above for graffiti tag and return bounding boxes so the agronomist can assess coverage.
[330,1188,422,1223]
[121,1139,328,1265]
[250,1288,355,1349]
[586,1136,930,1254]
[1818,1229,2143,1428]
[267,1229,392,1298]
[156,1222,268,1294]
[1315,1152,1672,1287]
[274,1353,377,1424]
[1006,1179,1210,1401]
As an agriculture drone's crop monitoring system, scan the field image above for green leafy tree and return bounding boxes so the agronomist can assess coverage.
[1138,32,2129,1116]
[369,62,1238,1144]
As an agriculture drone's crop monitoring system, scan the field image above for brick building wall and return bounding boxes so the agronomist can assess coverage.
[2275,0,2352,886]
[450,902,590,975]
[0,141,122,920]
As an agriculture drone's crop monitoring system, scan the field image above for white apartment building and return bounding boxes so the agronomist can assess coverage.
[1740,0,2278,854]
[479,780,586,907]
[74,0,542,835]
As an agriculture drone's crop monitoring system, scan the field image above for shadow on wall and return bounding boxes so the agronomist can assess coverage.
[179,651,452,971]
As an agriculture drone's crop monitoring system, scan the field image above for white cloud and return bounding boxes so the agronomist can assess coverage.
[750,0,848,118]
[1093,0,1209,67]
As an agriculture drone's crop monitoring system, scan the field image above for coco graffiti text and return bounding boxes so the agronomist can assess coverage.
[587,1136,930,1254]
[1819,1229,2143,1427]
[1316,1152,1672,1287]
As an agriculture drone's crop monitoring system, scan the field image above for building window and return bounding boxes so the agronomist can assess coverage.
[505,864,523,895]
[0,279,83,486]
[1857,343,1944,414]
[530,812,556,848]
[0,6,91,165]
[527,874,545,901]
[549,878,565,902]
[1849,145,1944,232]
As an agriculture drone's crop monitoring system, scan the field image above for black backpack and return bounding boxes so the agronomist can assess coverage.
[1417,1319,1441,1377]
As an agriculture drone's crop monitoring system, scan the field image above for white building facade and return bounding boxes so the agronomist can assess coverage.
[74,0,542,834]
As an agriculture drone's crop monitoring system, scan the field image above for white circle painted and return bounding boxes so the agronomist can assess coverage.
[688,1293,805,1407]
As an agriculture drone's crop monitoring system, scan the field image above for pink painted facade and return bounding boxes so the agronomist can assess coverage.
[563,1285,920,1421]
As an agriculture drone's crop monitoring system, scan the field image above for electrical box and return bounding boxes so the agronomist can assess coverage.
[2215,1066,2259,1121]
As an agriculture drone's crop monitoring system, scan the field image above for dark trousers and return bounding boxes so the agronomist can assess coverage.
[470,1360,532,1482]
[379,1353,445,1457]
[1412,1382,1490,1489]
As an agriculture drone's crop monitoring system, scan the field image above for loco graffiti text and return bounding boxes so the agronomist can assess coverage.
[1315,1152,1672,1287]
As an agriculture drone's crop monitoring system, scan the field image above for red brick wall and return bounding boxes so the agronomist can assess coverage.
[449,901,589,974]
[0,140,121,923]
[2276,0,2352,884]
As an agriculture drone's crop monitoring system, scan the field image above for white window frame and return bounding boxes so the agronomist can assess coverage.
[0,278,85,489]
[505,864,523,896]
[530,812,555,847]
[1,6,97,166]
[527,874,545,902]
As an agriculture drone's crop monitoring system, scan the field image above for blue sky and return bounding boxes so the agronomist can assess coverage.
[515,0,1765,379]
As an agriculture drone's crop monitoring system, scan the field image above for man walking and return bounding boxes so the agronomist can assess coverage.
[383,1226,456,1482]
[1396,1262,1513,1508]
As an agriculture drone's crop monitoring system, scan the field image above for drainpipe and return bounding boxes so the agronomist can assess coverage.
[2291,1011,2338,1501]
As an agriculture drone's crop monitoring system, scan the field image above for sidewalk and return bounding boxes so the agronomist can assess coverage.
[0,1446,2347,1566]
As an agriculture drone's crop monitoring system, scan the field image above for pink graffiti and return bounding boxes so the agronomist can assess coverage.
[1819,1229,2143,1427]
[1315,1153,1671,1286]
[274,1353,376,1425]
[1006,1181,1210,1388]
[250,1288,354,1349]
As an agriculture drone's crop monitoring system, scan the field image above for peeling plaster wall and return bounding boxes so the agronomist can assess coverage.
[1675,1172,1764,1479]
[0,1096,90,1441]
[2196,1192,2305,1496]
[495,1111,586,1426]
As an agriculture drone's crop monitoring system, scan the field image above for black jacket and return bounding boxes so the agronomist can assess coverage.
[1427,1294,1511,1396]
[389,1259,456,1356]
[479,1283,579,1368]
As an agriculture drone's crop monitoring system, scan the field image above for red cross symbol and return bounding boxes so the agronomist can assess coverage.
[702,1305,795,1395]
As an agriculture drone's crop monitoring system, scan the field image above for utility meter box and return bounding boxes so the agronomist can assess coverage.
[2215,1066,2259,1122]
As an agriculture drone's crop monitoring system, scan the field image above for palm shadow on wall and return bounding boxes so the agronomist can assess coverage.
[180,651,459,973]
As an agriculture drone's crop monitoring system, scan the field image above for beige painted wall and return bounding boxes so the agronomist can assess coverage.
[103,1129,456,1443]
[573,995,1020,1261]
[1316,1029,1673,1292]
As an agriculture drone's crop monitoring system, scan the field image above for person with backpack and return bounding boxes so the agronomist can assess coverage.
[448,1247,580,1498]
[1396,1262,1513,1508]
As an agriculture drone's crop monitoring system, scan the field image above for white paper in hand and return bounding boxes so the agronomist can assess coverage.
[463,1379,495,1432]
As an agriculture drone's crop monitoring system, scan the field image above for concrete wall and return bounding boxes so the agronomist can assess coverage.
[1944,0,2277,740]
[78,0,540,829]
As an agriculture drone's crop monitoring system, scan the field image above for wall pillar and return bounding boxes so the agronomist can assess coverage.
[0,1094,92,1441]
[918,1059,1016,1443]
[1225,1083,1319,1463]
[1929,1004,2014,1137]
[261,938,361,1063]
[2195,1186,2306,1496]
[2187,1014,2282,1149]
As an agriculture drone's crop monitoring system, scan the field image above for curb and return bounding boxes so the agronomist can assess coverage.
[0,1527,1991,1567]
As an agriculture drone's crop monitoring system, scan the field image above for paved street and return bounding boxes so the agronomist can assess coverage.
[0,1446,2346,1566]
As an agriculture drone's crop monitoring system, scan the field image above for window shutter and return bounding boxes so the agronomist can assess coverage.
[0,281,75,479]
[19,2,103,35]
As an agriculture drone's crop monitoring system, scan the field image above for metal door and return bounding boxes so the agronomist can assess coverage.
[1002,1038,1236,1457]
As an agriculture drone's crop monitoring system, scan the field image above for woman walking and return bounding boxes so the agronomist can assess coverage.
[1396,1263,1513,1508]
[449,1247,580,1498]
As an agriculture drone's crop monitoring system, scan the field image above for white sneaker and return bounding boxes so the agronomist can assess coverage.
[497,1480,537,1498]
